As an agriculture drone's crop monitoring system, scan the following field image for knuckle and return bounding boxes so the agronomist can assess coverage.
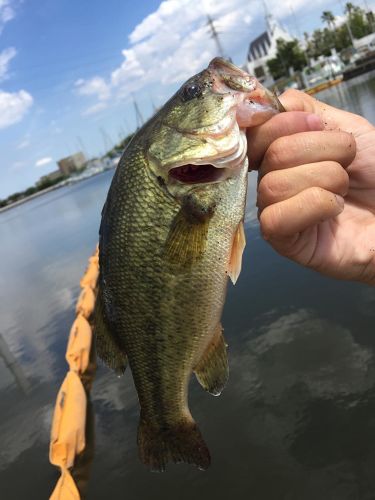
[260,204,281,237]
[264,137,289,168]
[304,186,327,207]
[259,172,287,203]
[338,132,356,165]
[326,161,349,194]
[307,186,337,212]
[308,186,327,203]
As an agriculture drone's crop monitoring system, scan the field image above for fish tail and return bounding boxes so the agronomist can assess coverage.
[137,414,211,472]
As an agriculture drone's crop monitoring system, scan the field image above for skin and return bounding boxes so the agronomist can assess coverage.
[247,89,375,286]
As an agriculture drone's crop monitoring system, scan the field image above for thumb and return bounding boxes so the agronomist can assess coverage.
[279,89,364,134]
[279,89,319,114]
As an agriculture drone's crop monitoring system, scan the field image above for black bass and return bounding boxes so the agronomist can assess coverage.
[95,58,283,471]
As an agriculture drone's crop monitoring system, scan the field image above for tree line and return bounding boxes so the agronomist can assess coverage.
[267,2,374,80]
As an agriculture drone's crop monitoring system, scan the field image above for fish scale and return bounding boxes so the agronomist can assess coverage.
[95,57,282,471]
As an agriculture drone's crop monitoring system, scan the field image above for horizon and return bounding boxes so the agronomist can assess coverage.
[0,0,374,199]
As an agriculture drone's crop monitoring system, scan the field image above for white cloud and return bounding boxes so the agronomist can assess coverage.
[75,76,111,115]
[75,76,111,101]
[82,101,108,116]
[0,46,16,81]
[35,157,53,167]
[16,138,30,149]
[0,89,33,129]
[0,0,15,32]
[10,160,26,171]
[75,0,331,113]
[75,0,257,113]
[129,0,182,43]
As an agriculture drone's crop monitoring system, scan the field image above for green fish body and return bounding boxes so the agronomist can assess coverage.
[95,58,283,471]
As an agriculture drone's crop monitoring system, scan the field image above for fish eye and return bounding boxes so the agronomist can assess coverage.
[181,82,203,101]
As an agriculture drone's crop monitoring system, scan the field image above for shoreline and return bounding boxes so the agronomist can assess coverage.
[0,169,112,214]
[0,183,62,213]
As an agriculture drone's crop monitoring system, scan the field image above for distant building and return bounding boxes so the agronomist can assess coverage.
[244,11,293,86]
[353,32,375,53]
[57,152,86,175]
[36,170,63,187]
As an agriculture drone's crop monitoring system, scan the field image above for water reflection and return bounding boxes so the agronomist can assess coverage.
[0,74,375,499]
[318,69,375,123]
[0,333,30,395]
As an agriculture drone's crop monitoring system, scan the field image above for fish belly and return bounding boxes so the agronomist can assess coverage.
[99,148,248,470]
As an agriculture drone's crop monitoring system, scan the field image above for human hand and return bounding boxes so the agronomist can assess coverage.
[247,89,375,286]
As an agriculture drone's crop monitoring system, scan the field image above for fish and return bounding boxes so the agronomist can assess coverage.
[94,58,284,471]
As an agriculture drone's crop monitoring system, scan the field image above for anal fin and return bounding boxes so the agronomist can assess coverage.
[194,324,228,396]
[228,220,246,285]
[93,290,127,375]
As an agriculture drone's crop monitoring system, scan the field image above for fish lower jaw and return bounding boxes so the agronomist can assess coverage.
[168,130,247,185]
[211,129,247,171]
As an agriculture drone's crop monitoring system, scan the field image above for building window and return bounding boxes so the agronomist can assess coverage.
[254,66,265,78]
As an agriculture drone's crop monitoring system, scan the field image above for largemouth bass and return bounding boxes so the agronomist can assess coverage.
[95,58,283,471]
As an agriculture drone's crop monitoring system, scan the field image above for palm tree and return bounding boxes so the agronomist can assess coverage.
[321,11,336,31]
[344,2,355,44]
[345,2,355,17]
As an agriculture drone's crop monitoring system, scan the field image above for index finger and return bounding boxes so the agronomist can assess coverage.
[247,110,323,170]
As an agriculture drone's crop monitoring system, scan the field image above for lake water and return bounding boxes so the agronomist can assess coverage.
[1,72,375,500]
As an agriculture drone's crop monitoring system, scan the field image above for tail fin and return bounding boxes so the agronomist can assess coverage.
[137,416,210,472]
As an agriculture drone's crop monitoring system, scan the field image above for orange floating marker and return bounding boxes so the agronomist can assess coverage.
[80,262,99,290]
[65,314,92,374]
[50,468,80,500]
[50,247,99,499]
[75,287,96,319]
[50,371,86,469]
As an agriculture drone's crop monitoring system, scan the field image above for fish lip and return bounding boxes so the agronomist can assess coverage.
[208,57,251,78]
[209,57,258,93]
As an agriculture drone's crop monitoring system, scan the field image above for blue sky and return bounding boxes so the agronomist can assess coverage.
[0,0,372,198]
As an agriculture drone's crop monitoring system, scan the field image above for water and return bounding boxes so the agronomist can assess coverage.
[1,72,375,500]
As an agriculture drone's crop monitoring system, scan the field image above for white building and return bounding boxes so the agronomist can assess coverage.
[244,12,293,86]
[353,32,375,53]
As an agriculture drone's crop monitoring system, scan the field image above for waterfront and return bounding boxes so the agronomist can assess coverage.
[1,72,375,499]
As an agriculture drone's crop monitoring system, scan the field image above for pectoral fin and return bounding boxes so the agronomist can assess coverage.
[165,191,217,267]
[228,221,246,285]
[164,209,210,267]
[194,324,229,396]
[94,290,127,375]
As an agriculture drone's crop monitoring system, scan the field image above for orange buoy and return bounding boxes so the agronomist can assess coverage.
[65,314,92,374]
[49,371,87,469]
[75,287,96,319]
[50,468,80,500]
[49,247,99,499]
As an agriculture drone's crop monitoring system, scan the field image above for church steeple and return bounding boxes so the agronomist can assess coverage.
[262,0,278,35]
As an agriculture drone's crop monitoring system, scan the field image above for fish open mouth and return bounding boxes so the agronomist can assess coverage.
[167,130,247,186]
[169,164,222,184]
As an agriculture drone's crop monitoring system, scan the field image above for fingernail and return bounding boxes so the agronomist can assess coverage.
[306,114,324,130]
[335,194,345,210]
